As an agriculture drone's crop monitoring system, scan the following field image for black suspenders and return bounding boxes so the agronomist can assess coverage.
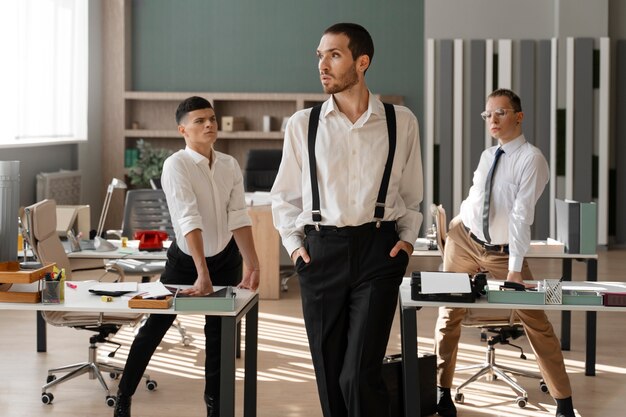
[307,102,397,230]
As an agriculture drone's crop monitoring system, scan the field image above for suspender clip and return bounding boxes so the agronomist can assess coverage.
[314,223,320,231]
[375,220,381,228]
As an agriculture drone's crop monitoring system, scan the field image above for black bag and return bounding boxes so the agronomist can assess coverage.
[382,353,437,417]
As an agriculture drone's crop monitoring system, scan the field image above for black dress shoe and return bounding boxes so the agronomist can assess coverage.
[437,387,457,417]
[555,396,575,417]
[113,392,132,417]
[205,394,220,417]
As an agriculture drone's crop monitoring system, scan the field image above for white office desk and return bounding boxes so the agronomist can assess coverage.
[0,282,259,417]
[411,249,599,372]
[397,277,626,417]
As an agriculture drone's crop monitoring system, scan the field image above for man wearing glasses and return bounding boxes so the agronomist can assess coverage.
[434,89,575,417]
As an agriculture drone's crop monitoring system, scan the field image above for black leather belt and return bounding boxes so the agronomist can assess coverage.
[304,221,397,235]
[464,225,509,254]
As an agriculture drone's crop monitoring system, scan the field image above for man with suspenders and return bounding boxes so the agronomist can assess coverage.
[271,23,423,417]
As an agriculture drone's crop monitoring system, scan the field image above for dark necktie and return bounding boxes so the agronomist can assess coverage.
[482,147,505,243]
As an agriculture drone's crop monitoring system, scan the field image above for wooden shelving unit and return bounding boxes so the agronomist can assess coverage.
[122,91,403,172]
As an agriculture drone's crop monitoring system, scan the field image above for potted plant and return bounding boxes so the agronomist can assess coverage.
[127,139,172,188]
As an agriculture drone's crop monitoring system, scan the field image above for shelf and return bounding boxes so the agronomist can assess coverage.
[125,129,284,140]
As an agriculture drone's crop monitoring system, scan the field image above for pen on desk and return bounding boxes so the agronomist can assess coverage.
[66,282,77,289]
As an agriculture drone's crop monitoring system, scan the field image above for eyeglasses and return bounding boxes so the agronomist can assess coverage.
[480,108,517,121]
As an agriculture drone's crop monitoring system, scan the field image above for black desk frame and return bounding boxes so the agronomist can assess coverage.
[35,295,259,417]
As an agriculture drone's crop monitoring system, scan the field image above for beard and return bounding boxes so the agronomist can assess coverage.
[322,65,359,95]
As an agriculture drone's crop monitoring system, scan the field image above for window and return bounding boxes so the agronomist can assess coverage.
[0,0,88,148]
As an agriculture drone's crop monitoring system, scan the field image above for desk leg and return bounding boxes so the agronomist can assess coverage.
[37,311,47,352]
[220,316,237,417]
[244,302,258,417]
[560,259,572,351]
[586,259,597,376]
[400,305,421,417]
[585,311,596,376]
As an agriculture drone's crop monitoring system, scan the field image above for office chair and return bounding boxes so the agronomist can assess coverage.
[431,204,547,408]
[106,189,193,346]
[23,199,156,408]
[243,149,295,291]
[243,148,282,192]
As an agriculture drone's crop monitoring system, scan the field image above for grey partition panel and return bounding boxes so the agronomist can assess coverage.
[437,40,454,211]
[519,40,535,145]
[616,40,626,244]
[469,40,486,186]
[573,38,594,203]
[534,40,553,239]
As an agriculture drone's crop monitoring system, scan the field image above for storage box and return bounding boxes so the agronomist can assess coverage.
[174,287,236,312]
[221,116,246,132]
[0,261,54,284]
[602,292,626,307]
[562,290,603,306]
[487,289,546,305]
[0,262,54,303]
[128,295,173,309]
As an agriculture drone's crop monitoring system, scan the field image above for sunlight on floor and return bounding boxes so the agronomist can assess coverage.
[97,311,621,416]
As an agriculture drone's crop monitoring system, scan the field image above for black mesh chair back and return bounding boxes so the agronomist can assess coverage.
[244,149,282,192]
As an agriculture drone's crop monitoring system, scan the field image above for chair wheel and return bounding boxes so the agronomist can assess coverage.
[46,374,57,383]
[454,393,464,404]
[539,380,549,393]
[146,379,158,391]
[41,392,54,405]
[106,395,116,407]
[109,372,120,379]
[516,397,527,408]
[182,336,193,346]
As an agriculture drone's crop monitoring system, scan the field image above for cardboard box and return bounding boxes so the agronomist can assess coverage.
[221,116,246,132]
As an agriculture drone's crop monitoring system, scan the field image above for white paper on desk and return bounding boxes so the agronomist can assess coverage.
[420,272,472,294]
[138,282,173,299]
[89,282,138,293]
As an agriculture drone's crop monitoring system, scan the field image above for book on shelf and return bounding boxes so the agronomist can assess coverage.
[554,199,597,254]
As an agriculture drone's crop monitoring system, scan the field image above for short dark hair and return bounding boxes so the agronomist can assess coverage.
[323,22,374,66]
[487,88,522,112]
[175,96,213,124]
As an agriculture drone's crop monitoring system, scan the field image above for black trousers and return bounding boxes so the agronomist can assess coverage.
[295,222,409,417]
[118,238,242,399]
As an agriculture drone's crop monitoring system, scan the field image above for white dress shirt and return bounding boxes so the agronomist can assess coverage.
[161,147,251,257]
[460,135,549,272]
[271,93,423,256]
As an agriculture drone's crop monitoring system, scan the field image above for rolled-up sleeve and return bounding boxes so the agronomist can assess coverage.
[271,113,307,256]
[227,160,252,231]
[162,157,204,237]
[396,110,423,244]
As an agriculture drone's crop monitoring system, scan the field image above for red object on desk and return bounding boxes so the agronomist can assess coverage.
[602,292,626,306]
[134,231,168,251]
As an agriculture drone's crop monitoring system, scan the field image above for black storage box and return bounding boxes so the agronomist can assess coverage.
[382,353,437,417]
[410,271,475,303]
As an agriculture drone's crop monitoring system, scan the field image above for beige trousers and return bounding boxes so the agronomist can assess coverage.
[434,216,572,399]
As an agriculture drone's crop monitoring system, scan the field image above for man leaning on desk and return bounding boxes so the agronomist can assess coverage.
[113,96,261,417]
[434,89,575,417]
